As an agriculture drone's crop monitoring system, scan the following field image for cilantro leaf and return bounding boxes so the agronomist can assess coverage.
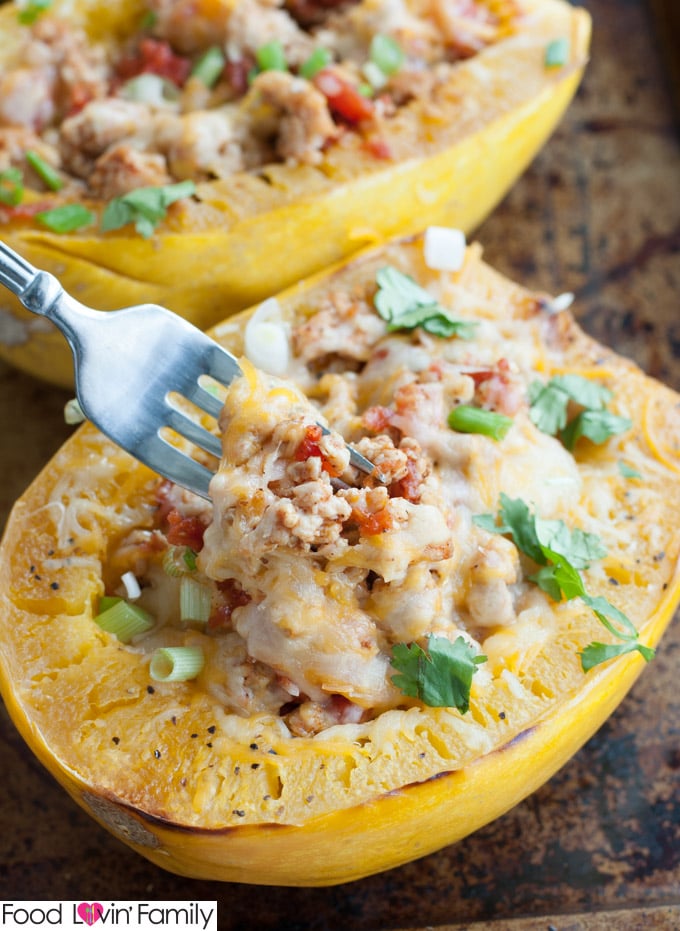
[551,374,612,410]
[391,635,486,712]
[374,266,476,339]
[529,374,629,451]
[560,409,632,452]
[618,460,642,479]
[528,380,570,434]
[580,640,655,672]
[101,180,196,238]
[473,494,651,673]
[534,517,607,569]
[35,203,95,233]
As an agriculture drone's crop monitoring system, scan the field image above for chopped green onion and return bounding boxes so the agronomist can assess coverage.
[163,545,196,577]
[358,82,374,98]
[35,203,95,233]
[0,167,24,207]
[183,548,198,572]
[17,0,52,25]
[545,37,570,68]
[370,34,405,77]
[95,600,154,643]
[140,10,158,30]
[300,47,332,80]
[256,40,287,73]
[448,405,513,440]
[190,46,226,87]
[25,150,63,192]
[150,646,205,682]
[180,576,212,624]
[98,595,123,613]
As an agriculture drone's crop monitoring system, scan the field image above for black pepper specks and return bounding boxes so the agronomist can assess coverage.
[112,736,120,745]
[147,685,155,694]
[499,711,506,720]
[50,581,60,590]
[153,749,161,759]
[233,809,245,817]
[207,725,216,734]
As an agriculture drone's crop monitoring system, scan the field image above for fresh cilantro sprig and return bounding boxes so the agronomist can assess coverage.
[101,180,196,238]
[529,374,631,451]
[474,493,654,671]
[374,266,477,339]
[391,635,486,712]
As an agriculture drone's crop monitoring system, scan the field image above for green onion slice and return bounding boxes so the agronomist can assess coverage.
[150,646,205,682]
[25,150,63,191]
[17,0,52,25]
[95,600,154,643]
[190,46,226,87]
[545,37,570,68]
[256,40,287,73]
[370,34,405,76]
[0,167,24,206]
[180,576,213,624]
[448,405,513,440]
[35,203,95,233]
[300,47,332,80]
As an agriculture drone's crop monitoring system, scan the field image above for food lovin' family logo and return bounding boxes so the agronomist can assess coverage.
[0,902,217,931]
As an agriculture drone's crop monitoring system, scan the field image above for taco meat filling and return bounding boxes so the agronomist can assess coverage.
[0,0,522,208]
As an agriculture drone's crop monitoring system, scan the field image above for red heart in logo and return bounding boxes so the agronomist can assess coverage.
[77,903,103,926]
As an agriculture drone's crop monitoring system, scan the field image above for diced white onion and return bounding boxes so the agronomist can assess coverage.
[423,226,466,272]
[362,61,388,89]
[549,291,575,313]
[64,398,86,425]
[244,298,290,376]
[120,73,178,107]
[121,571,142,601]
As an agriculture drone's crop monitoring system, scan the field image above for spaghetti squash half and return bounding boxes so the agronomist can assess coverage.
[0,0,589,386]
[1,230,678,886]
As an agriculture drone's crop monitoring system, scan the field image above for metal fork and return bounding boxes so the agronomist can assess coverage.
[0,241,378,499]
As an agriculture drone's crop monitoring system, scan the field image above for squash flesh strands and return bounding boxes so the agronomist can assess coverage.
[1,233,679,886]
[0,0,589,386]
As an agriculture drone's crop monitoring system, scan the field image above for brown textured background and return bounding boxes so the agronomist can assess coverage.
[1,0,679,927]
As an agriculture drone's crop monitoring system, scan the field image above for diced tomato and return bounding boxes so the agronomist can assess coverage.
[294,424,341,477]
[364,136,392,159]
[361,405,394,433]
[208,578,251,629]
[65,83,95,117]
[165,508,207,550]
[0,200,52,222]
[313,69,374,124]
[116,38,191,87]
[389,458,422,503]
[350,504,394,536]
[224,57,254,97]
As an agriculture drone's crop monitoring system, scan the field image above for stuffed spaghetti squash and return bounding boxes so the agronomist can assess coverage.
[0,0,590,386]
[0,229,678,885]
